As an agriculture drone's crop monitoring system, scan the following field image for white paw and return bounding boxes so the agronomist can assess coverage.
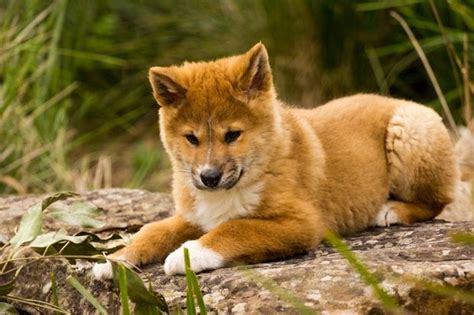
[164,240,224,275]
[372,204,401,227]
[92,260,113,280]
[92,255,126,280]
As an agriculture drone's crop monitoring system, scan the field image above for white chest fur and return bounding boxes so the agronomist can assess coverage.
[185,182,264,232]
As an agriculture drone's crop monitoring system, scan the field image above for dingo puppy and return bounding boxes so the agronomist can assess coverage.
[93,43,457,278]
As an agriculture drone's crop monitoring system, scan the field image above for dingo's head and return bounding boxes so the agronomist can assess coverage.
[149,43,280,191]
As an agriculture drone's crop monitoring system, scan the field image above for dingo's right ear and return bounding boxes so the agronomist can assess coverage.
[149,67,187,107]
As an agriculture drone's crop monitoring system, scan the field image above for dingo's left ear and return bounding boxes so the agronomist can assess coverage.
[149,67,187,107]
[237,43,273,99]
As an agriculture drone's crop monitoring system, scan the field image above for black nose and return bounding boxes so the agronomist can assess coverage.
[200,168,223,188]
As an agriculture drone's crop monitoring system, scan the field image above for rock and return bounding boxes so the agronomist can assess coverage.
[0,189,473,314]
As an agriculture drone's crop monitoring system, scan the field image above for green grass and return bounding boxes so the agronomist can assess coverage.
[0,1,473,311]
[0,1,75,193]
[1,0,471,194]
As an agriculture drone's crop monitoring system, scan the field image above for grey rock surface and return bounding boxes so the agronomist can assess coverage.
[1,189,473,314]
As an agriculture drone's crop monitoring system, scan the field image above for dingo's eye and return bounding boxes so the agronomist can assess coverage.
[225,131,241,143]
[185,134,199,145]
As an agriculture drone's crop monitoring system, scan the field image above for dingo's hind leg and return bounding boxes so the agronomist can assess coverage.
[379,104,457,225]
[372,200,439,226]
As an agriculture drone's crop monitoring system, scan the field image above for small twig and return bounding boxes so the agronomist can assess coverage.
[390,11,459,138]
[0,258,40,275]
[6,295,69,314]
[1,252,14,273]
[0,254,106,265]
[57,240,71,255]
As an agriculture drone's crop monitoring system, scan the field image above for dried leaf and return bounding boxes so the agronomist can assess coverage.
[9,203,43,252]
[76,231,125,242]
[48,201,105,229]
[30,229,89,248]
[41,191,78,209]
[30,229,123,258]
[9,192,77,252]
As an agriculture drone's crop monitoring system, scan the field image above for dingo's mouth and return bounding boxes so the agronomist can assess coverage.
[222,169,244,190]
[193,169,244,191]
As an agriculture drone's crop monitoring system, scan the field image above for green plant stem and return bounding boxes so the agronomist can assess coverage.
[117,263,130,315]
[183,248,196,315]
[67,276,107,315]
[324,231,399,312]
[50,272,60,315]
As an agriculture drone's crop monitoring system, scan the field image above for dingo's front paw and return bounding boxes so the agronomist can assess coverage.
[92,260,114,280]
[92,254,127,281]
[164,240,224,275]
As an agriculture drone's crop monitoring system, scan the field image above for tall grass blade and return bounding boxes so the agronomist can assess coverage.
[117,263,130,315]
[366,47,389,94]
[390,11,459,137]
[67,275,108,315]
[429,0,464,108]
[324,231,399,312]
[6,3,54,49]
[357,0,424,12]
[110,262,168,314]
[187,264,207,314]
[462,33,472,126]
[39,0,67,105]
[447,0,474,29]
[50,272,60,315]
[237,265,317,314]
[183,248,198,315]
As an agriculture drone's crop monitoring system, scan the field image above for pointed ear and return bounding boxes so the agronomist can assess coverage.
[237,43,273,99]
[148,67,187,107]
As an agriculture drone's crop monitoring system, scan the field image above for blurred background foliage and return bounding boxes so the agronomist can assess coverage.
[0,0,472,194]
